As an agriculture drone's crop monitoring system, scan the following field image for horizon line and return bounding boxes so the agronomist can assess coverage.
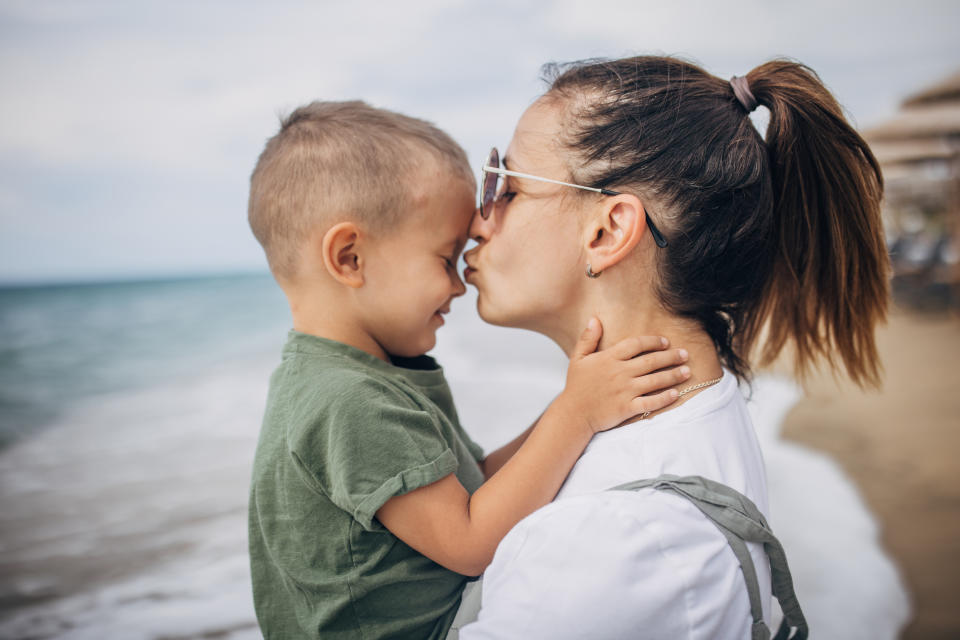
[0,268,273,290]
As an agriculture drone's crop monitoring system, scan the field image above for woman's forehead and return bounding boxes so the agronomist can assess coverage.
[506,98,565,173]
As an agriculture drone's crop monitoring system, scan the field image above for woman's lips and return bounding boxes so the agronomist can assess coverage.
[463,251,479,284]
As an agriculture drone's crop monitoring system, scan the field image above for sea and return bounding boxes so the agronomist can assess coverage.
[0,275,290,448]
[0,273,910,639]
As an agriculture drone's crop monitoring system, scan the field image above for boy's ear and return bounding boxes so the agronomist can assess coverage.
[321,222,365,288]
[583,194,648,273]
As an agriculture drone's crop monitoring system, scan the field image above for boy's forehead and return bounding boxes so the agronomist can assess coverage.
[407,155,475,198]
[420,192,474,236]
[407,164,475,213]
[398,188,473,250]
[398,153,474,235]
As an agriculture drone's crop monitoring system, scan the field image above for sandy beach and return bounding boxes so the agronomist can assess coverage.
[781,307,960,639]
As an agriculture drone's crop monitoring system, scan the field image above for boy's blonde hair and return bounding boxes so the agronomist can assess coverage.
[248,100,474,279]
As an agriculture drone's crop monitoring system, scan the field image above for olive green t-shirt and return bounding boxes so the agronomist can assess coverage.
[249,331,486,639]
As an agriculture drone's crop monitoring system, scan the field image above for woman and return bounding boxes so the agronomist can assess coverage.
[457,56,888,638]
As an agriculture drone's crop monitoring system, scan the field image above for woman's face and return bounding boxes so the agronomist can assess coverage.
[464,97,586,334]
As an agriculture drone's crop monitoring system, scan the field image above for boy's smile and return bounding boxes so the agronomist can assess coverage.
[356,173,476,358]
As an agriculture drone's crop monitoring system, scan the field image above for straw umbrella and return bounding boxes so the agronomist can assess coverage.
[864,70,960,306]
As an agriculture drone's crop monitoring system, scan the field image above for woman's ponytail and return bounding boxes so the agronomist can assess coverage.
[744,60,890,388]
[547,56,890,388]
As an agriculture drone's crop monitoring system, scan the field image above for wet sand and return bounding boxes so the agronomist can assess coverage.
[780,307,960,639]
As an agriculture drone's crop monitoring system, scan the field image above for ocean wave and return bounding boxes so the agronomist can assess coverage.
[0,356,910,639]
[0,282,910,638]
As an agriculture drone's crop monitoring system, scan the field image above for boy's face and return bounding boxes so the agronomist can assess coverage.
[358,171,476,358]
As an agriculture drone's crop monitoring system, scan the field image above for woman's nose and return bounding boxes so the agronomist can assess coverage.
[468,205,493,242]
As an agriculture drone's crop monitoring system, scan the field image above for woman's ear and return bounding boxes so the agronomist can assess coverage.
[584,193,648,273]
[320,222,365,288]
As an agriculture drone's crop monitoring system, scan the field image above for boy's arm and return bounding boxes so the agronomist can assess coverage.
[376,318,690,576]
[479,418,539,479]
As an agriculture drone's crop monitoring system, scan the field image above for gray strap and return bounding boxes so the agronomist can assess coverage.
[609,475,808,640]
[714,520,771,640]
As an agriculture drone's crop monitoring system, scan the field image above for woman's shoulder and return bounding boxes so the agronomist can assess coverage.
[584,370,748,447]
[467,489,753,639]
[558,372,766,501]
[494,489,738,592]
[507,488,723,547]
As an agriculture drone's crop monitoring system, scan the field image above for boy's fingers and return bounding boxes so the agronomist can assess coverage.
[629,349,689,374]
[632,366,691,396]
[572,317,603,359]
[612,336,668,360]
[631,388,680,415]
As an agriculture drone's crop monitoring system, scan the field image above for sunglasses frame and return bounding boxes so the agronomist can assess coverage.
[479,148,668,248]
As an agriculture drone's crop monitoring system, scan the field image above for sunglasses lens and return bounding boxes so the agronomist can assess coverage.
[481,148,499,218]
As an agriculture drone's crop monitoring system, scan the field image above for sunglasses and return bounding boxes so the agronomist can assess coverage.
[479,147,668,248]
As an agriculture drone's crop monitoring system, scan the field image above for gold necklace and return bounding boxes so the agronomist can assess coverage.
[640,374,724,420]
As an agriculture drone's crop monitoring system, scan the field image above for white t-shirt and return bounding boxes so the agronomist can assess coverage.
[460,371,772,640]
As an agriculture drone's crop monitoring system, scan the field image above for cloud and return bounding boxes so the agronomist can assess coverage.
[0,0,958,281]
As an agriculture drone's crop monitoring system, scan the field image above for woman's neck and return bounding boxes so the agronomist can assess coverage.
[558,291,725,417]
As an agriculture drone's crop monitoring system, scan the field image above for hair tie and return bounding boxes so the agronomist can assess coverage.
[729,76,758,113]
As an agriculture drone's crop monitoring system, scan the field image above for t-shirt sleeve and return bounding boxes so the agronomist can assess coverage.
[420,375,485,464]
[288,373,459,531]
[453,420,485,464]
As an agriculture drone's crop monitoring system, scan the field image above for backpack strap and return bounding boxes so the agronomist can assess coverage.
[608,474,808,640]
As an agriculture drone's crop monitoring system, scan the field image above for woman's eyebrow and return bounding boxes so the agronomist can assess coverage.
[501,156,538,193]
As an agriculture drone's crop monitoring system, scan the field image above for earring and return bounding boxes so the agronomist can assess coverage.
[586,263,602,278]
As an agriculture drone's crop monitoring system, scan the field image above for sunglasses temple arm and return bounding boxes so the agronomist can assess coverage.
[646,213,669,248]
[483,166,612,194]
[482,165,666,246]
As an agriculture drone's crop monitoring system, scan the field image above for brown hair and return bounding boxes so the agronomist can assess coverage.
[546,56,890,388]
[248,100,473,280]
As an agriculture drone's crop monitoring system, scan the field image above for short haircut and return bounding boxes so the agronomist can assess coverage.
[248,100,474,279]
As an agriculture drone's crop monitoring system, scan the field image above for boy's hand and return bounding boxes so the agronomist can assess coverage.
[554,317,689,435]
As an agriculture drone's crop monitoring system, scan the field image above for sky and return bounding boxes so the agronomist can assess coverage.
[0,0,958,284]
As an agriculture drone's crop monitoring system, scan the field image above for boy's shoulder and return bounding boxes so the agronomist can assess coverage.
[275,330,392,381]
[278,330,447,394]
[267,332,444,448]
[271,355,408,427]
[259,334,466,507]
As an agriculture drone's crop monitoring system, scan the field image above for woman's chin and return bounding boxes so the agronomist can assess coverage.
[475,296,510,327]
[476,297,530,330]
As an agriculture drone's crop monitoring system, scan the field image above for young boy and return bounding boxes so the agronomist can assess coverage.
[246,100,689,639]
